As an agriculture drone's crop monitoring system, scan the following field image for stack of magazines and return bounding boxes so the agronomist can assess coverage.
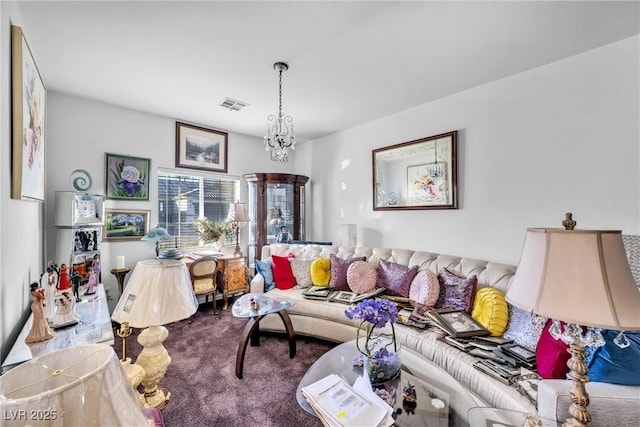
[300,374,394,427]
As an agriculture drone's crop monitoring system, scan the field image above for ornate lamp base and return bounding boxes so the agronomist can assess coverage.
[135,325,172,409]
[563,341,591,427]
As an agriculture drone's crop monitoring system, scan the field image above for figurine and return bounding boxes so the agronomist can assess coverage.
[51,291,79,328]
[25,282,56,343]
[70,268,83,302]
[41,265,58,321]
[85,266,97,295]
[58,263,71,291]
[92,254,101,282]
[250,297,260,311]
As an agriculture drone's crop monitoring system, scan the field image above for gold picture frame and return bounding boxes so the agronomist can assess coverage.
[175,121,228,173]
[103,209,151,241]
[11,25,46,201]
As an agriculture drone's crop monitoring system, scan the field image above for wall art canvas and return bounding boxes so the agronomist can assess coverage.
[175,121,228,173]
[103,209,150,241]
[11,25,46,201]
[105,153,150,200]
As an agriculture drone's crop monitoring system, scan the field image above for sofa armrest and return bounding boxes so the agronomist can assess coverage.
[250,273,265,294]
[537,379,640,425]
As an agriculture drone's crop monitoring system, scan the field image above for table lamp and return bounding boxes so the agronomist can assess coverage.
[227,202,249,257]
[0,344,149,426]
[142,226,172,257]
[506,213,640,426]
[111,259,198,409]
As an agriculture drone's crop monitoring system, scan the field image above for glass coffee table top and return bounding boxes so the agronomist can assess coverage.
[297,340,487,427]
[231,293,294,318]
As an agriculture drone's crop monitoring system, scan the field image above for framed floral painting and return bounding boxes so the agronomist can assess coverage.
[105,153,150,200]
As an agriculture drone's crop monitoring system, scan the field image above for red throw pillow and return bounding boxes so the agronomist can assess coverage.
[536,321,570,379]
[272,254,296,290]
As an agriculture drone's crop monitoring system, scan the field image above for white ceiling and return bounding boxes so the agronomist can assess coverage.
[16,1,640,142]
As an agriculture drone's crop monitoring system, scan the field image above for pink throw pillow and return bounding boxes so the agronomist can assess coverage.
[377,259,418,298]
[347,261,378,294]
[272,254,296,290]
[329,254,366,291]
[409,270,439,307]
[536,321,571,379]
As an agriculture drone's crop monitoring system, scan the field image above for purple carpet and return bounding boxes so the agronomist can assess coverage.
[113,302,335,426]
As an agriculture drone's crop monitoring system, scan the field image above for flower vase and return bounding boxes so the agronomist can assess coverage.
[363,344,401,385]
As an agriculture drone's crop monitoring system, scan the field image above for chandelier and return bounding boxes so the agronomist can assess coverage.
[264,62,296,162]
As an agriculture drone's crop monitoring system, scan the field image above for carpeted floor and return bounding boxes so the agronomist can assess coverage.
[113,301,335,426]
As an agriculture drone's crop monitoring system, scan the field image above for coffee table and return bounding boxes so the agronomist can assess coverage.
[231,293,296,379]
[297,340,487,426]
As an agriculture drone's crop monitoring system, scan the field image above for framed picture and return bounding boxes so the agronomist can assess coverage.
[175,121,228,173]
[103,209,150,241]
[11,25,46,202]
[429,310,489,338]
[105,153,151,200]
[373,131,457,210]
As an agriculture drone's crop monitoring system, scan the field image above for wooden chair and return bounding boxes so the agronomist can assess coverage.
[188,255,219,316]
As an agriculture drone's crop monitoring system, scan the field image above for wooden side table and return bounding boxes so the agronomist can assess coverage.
[216,256,249,310]
[111,267,131,297]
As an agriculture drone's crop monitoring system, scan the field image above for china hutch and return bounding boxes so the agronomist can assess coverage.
[243,173,309,264]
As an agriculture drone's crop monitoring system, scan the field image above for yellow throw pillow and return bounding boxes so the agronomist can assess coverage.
[310,257,331,286]
[471,287,509,337]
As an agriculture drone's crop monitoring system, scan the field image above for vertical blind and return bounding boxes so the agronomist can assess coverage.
[158,171,240,249]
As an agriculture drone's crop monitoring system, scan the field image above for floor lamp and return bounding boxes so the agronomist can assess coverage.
[506,213,640,426]
[112,259,198,409]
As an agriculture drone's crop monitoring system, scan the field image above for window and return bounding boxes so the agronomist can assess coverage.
[158,171,240,249]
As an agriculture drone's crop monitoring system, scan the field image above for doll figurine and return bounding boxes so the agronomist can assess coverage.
[92,254,101,282]
[58,264,71,291]
[51,291,79,328]
[41,266,58,321]
[25,282,56,343]
[71,268,83,302]
[85,266,97,295]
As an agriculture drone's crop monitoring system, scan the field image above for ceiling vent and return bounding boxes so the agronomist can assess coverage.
[219,97,249,111]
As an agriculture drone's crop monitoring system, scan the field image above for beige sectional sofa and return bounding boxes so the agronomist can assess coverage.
[250,243,640,426]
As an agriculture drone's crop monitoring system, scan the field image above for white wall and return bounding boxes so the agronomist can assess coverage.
[1,1,47,361]
[44,93,294,311]
[308,36,640,265]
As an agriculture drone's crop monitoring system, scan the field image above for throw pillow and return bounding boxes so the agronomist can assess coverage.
[585,330,640,385]
[310,257,331,286]
[272,254,296,290]
[255,258,275,292]
[408,270,439,307]
[502,305,547,352]
[436,268,477,312]
[329,254,366,291]
[289,258,315,288]
[347,261,378,294]
[377,258,419,298]
[471,287,509,337]
[536,321,570,379]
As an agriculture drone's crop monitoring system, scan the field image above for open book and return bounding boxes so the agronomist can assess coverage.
[300,374,393,427]
[329,287,386,304]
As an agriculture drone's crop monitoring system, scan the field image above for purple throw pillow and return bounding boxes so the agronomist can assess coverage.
[329,254,366,291]
[377,258,419,298]
[436,268,477,312]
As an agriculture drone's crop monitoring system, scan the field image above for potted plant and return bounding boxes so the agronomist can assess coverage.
[197,218,232,250]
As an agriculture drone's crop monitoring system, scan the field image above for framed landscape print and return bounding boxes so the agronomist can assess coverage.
[373,131,458,210]
[175,121,228,173]
[11,25,46,201]
[103,209,150,241]
[105,153,150,200]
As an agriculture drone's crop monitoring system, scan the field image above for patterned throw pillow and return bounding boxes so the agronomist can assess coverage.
[272,254,296,290]
[289,258,314,288]
[310,258,331,286]
[436,268,477,312]
[329,254,366,291]
[408,270,439,307]
[377,259,419,298]
[471,287,509,337]
[346,261,378,294]
[502,305,547,352]
[255,258,275,292]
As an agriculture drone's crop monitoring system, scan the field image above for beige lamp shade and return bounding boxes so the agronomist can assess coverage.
[227,202,249,222]
[507,228,640,331]
[0,344,149,426]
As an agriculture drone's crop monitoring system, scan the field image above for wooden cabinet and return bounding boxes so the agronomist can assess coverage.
[243,173,309,264]
[217,256,249,310]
